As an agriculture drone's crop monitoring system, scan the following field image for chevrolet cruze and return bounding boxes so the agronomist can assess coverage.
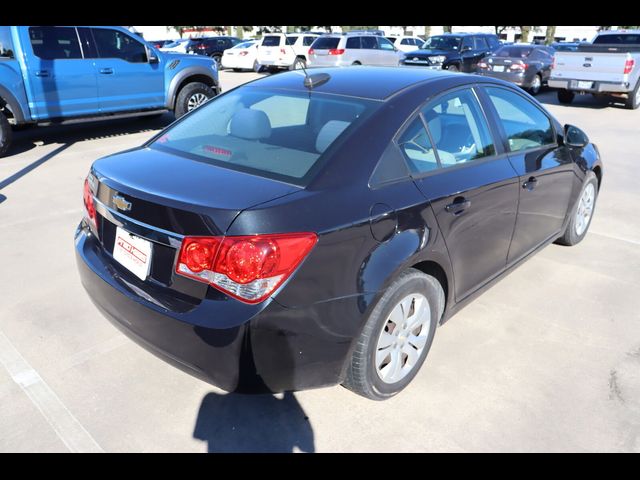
[76,67,602,400]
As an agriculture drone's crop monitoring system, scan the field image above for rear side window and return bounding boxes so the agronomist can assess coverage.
[262,35,282,47]
[29,26,82,60]
[0,27,14,58]
[286,36,298,46]
[593,34,640,44]
[346,37,361,49]
[485,87,554,152]
[303,36,316,46]
[92,28,147,63]
[312,37,340,50]
[421,89,495,167]
[397,117,438,174]
[474,36,488,50]
[361,37,378,49]
[151,88,379,184]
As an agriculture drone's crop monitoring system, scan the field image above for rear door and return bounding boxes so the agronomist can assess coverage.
[405,87,520,300]
[23,26,99,119]
[89,27,164,113]
[479,85,576,263]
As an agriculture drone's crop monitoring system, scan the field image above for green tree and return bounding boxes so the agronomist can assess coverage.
[494,26,515,36]
[443,26,452,33]
[424,26,431,38]
[520,26,532,43]
[545,26,556,45]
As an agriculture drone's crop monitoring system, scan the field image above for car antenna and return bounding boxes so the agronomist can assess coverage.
[285,30,330,89]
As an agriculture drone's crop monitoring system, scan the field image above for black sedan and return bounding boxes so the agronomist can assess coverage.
[476,44,555,95]
[76,67,602,400]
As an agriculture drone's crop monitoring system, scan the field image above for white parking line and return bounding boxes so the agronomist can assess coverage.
[0,332,104,453]
[590,230,640,246]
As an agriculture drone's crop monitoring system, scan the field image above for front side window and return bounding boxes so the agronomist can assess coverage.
[91,28,147,63]
[0,27,14,58]
[474,36,488,50]
[150,88,379,184]
[421,89,495,167]
[377,37,396,51]
[485,87,555,152]
[486,36,500,49]
[29,26,82,60]
[422,36,461,51]
[461,36,474,50]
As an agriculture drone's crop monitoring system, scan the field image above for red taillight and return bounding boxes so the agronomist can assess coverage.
[197,44,206,49]
[83,178,96,228]
[328,49,345,55]
[551,56,556,70]
[510,61,527,71]
[308,48,315,56]
[239,51,248,56]
[280,48,287,55]
[176,232,317,303]
[624,58,635,74]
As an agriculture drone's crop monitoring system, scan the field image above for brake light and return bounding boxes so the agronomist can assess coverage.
[551,56,556,70]
[83,177,97,229]
[176,232,317,303]
[624,58,635,74]
[308,48,315,56]
[328,49,345,55]
[239,51,248,56]
[510,61,527,71]
[198,44,206,49]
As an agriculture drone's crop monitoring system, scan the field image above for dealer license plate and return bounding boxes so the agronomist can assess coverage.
[113,227,153,281]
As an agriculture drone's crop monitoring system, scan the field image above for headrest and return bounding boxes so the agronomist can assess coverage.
[229,108,272,140]
[316,120,350,153]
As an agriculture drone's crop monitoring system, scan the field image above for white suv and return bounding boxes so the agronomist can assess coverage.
[386,36,424,53]
[256,33,319,70]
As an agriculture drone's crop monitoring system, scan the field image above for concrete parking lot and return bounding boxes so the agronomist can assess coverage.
[1,71,639,452]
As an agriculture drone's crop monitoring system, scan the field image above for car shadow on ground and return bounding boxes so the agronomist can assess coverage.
[193,391,315,453]
[0,142,73,193]
[6,112,175,157]
[536,90,627,110]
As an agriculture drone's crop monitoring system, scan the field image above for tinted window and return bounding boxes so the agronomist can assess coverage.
[361,37,378,49]
[397,117,438,174]
[77,27,98,58]
[286,36,298,46]
[421,89,495,167]
[474,36,488,50]
[0,27,14,58]
[303,36,316,46]
[593,34,640,44]
[29,26,82,60]
[346,37,361,49]
[312,37,340,49]
[262,35,281,47]
[485,87,554,152]
[494,46,533,58]
[401,39,410,45]
[486,36,500,49]
[378,37,395,50]
[461,37,474,50]
[92,28,147,63]
[151,88,378,184]
[422,36,461,50]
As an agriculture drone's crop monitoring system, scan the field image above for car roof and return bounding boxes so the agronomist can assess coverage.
[241,66,462,101]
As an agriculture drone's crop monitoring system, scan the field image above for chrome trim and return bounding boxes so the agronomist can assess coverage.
[93,197,184,248]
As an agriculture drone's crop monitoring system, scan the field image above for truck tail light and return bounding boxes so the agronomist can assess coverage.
[624,58,635,74]
[83,177,97,229]
[176,232,317,304]
[328,49,345,55]
[551,56,556,70]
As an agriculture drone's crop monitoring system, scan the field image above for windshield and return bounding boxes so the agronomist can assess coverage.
[421,36,462,50]
[149,87,380,185]
[494,46,533,57]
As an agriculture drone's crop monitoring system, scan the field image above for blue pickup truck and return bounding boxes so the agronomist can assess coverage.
[0,26,221,156]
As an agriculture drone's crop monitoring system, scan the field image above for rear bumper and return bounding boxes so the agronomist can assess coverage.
[75,223,361,393]
[476,70,530,87]
[548,78,632,93]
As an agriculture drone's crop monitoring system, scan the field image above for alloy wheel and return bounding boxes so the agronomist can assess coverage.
[575,183,595,236]
[187,93,208,111]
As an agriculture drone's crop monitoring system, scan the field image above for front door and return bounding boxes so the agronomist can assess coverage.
[89,27,164,113]
[399,87,520,300]
[23,26,99,119]
[480,86,576,263]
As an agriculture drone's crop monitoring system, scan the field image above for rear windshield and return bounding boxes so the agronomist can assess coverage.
[311,37,340,50]
[593,33,640,44]
[494,46,533,57]
[150,87,379,185]
[0,27,14,58]
[262,35,281,47]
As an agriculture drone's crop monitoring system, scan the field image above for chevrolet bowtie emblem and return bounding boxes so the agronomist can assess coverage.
[113,195,132,212]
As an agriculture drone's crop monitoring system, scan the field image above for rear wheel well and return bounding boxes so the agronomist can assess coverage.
[592,165,602,191]
[174,75,217,108]
[410,260,449,316]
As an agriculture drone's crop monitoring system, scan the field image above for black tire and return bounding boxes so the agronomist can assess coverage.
[0,110,12,158]
[352,61,362,66]
[342,268,444,400]
[555,171,599,246]
[211,54,222,68]
[558,88,575,104]
[447,64,460,72]
[290,57,306,71]
[233,68,242,72]
[528,74,542,96]
[253,60,263,73]
[174,82,216,119]
[624,79,640,110]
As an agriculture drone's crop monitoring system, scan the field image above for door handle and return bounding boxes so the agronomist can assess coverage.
[522,177,538,191]
[34,70,49,77]
[99,68,114,75]
[445,198,471,214]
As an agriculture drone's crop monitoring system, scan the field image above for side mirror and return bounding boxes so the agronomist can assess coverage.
[564,124,589,148]
[147,47,159,64]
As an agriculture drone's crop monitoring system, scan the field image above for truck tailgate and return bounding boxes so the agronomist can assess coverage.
[553,52,630,83]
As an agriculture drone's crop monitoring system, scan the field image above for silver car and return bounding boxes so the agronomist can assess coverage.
[308,33,403,67]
